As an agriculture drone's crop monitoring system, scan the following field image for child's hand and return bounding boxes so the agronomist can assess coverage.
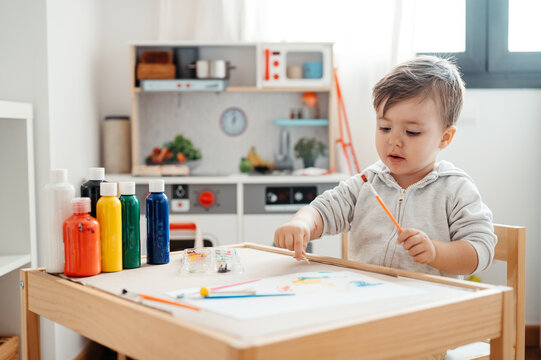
[274,220,310,261]
[397,229,436,265]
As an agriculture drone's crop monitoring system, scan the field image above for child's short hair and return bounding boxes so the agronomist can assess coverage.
[372,56,465,128]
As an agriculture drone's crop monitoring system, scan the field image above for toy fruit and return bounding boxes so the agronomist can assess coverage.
[145,134,202,165]
[176,152,187,163]
[239,157,253,173]
[246,146,274,171]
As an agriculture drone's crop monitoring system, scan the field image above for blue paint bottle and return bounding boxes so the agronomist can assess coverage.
[146,179,169,264]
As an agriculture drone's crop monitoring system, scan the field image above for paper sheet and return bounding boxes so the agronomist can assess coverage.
[166,270,425,320]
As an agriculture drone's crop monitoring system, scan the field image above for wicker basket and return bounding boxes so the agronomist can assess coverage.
[0,336,19,360]
[137,50,176,80]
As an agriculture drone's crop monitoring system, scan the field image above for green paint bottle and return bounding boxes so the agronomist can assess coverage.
[119,182,141,269]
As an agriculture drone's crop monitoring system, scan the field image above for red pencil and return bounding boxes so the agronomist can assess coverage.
[361,174,403,233]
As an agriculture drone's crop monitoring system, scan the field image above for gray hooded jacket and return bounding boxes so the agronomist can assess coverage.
[311,160,496,278]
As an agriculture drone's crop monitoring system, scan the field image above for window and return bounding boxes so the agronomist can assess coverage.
[417,0,541,88]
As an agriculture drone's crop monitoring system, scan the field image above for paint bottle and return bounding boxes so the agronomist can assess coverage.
[119,182,140,269]
[146,179,170,264]
[80,167,105,218]
[63,197,101,277]
[44,169,75,273]
[96,182,122,272]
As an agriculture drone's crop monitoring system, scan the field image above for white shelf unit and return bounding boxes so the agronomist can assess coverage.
[0,100,37,277]
[129,41,336,174]
[0,254,32,277]
[0,100,37,340]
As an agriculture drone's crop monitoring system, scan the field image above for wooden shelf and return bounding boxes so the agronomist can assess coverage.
[132,86,332,93]
[227,86,332,93]
[274,119,329,126]
[0,254,31,277]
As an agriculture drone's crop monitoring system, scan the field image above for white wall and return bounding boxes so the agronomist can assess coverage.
[0,0,102,358]
[0,0,51,354]
[95,0,160,166]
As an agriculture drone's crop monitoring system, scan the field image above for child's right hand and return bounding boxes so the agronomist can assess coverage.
[274,219,311,261]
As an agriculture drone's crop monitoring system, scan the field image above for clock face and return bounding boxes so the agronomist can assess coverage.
[220,107,247,136]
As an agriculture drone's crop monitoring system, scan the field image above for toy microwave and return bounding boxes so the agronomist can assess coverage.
[259,43,333,88]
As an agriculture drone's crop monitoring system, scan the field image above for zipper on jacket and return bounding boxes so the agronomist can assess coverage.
[382,173,436,267]
[394,176,432,233]
[396,188,405,227]
[383,188,405,267]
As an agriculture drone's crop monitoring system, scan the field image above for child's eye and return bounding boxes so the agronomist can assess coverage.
[379,127,391,132]
[406,130,421,136]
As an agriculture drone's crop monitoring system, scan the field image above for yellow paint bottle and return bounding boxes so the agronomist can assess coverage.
[97,182,122,272]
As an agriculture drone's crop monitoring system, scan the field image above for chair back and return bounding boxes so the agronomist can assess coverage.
[493,224,526,360]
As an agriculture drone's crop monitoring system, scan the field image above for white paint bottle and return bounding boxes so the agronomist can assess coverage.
[44,169,75,273]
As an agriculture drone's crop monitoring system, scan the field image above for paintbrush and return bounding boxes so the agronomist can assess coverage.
[361,174,403,233]
[199,287,256,297]
[176,279,262,299]
[202,293,295,299]
[122,289,201,311]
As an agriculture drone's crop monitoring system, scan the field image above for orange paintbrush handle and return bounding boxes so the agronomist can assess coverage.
[361,174,403,233]
[138,293,201,311]
[375,196,403,233]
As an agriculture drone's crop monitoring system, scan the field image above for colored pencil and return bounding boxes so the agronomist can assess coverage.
[202,293,295,299]
[137,292,201,311]
[210,278,261,291]
[361,174,403,233]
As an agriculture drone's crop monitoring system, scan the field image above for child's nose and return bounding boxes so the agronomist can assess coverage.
[389,131,403,147]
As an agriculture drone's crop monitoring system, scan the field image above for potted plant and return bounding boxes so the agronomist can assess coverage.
[293,137,327,168]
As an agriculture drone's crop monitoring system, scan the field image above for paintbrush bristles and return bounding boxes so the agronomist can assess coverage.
[361,174,380,197]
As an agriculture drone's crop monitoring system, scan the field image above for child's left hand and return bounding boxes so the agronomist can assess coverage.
[397,229,436,265]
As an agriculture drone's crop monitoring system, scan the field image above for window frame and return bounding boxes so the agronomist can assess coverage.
[419,0,541,88]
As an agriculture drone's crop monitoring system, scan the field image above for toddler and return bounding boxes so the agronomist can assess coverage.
[274,56,496,278]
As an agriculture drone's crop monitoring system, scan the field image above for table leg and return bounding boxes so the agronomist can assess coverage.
[490,289,513,360]
[20,269,41,360]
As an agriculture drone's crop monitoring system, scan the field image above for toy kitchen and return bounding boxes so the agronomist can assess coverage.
[107,41,348,258]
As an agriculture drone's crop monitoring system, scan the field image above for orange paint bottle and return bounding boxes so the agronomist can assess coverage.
[63,197,101,277]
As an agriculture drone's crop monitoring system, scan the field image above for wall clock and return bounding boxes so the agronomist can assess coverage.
[220,107,247,136]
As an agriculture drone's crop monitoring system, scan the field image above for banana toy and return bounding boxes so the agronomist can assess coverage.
[247,146,275,170]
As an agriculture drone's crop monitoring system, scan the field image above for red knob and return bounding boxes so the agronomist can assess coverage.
[199,191,215,207]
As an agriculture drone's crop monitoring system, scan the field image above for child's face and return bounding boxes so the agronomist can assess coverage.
[375,96,455,188]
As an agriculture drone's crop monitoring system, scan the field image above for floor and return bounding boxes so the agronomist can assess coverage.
[527,346,541,359]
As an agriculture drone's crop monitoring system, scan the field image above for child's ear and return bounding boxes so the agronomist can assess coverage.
[439,125,456,149]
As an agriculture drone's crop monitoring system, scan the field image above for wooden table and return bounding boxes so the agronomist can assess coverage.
[20,243,513,360]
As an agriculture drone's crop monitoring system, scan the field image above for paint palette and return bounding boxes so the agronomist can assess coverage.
[180,247,243,274]
[214,248,243,274]
[181,248,212,274]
